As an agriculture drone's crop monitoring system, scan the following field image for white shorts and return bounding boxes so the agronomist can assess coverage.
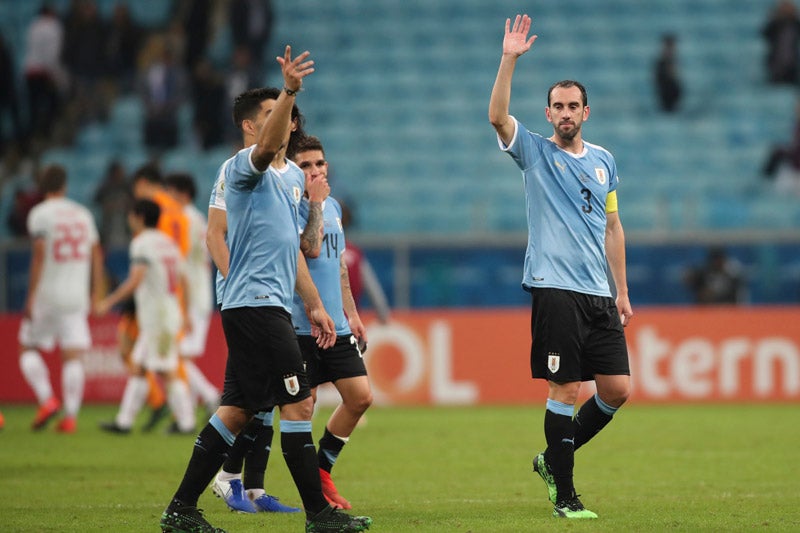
[179,309,211,358]
[131,327,180,373]
[18,310,92,352]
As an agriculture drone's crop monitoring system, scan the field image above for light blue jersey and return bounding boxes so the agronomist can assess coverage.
[221,145,305,313]
[291,197,350,336]
[499,116,619,297]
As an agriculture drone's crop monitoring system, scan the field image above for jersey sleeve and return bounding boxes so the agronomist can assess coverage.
[129,237,148,265]
[498,116,544,171]
[27,205,46,239]
[209,170,227,212]
[226,145,262,190]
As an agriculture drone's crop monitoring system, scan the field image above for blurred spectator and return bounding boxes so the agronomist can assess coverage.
[0,33,24,157]
[223,45,260,143]
[190,58,226,150]
[62,0,109,125]
[763,98,800,195]
[137,35,188,154]
[105,2,144,94]
[176,0,212,70]
[340,200,391,323]
[229,0,274,65]
[654,33,682,113]
[6,177,43,238]
[93,159,132,248]
[684,247,746,305]
[762,0,800,84]
[23,5,66,144]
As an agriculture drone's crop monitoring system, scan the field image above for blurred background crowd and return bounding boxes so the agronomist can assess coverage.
[0,0,799,311]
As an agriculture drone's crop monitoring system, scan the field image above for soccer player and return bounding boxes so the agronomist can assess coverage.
[165,173,220,418]
[206,104,315,516]
[292,135,374,510]
[129,164,193,431]
[18,164,103,433]
[159,46,372,533]
[95,199,195,435]
[489,14,633,519]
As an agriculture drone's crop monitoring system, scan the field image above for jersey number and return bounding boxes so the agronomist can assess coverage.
[580,188,593,214]
[52,222,88,262]
[162,256,179,294]
[322,233,339,259]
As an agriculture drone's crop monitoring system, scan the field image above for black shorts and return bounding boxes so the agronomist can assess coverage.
[220,306,311,411]
[529,288,630,383]
[298,334,368,388]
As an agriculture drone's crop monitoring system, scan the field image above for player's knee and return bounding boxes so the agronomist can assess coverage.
[347,391,373,415]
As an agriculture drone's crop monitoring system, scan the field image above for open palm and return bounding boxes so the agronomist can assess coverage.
[503,14,538,57]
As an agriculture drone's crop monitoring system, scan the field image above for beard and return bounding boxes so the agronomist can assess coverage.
[554,122,581,141]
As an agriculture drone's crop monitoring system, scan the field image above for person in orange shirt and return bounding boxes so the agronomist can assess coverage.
[120,163,192,432]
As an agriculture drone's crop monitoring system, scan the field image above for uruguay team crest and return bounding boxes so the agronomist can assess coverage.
[283,373,300,395]
[547,352,560,373]
[292,186,302,204]
[594,168,607,185]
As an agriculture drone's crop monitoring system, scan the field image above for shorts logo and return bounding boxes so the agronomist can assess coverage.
[547,352,560,373]
[283,373,300,396]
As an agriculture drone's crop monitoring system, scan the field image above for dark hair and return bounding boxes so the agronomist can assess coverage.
[131,199,161,228]
[39,165,67,194]
[232,87,307,157]
[292,135,325,158]
[131,163,163,186]
[165,172,197,201]
[547,80,588,107]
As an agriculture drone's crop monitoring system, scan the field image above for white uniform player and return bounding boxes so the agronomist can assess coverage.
[165,173,220,415]
[129,228,185,373]
[18,165,102,433]
[96,199,195,434]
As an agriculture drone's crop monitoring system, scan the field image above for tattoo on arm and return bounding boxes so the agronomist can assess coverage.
[300,201,323,256]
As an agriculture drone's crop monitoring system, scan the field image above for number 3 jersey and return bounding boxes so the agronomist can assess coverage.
[499,116,620,298]
[129,228,184,335]
[291,196,350,336]
[27,197,99,313]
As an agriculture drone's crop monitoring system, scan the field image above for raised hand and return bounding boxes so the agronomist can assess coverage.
[503,14,538,57]
[276,45,315,92]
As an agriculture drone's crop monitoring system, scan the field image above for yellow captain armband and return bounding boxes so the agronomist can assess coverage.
[605,190,618,214]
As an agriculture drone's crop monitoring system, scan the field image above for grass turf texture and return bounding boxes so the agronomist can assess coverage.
[0,404,798,532]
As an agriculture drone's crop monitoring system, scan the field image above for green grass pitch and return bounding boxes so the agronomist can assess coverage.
[0,403,798,532]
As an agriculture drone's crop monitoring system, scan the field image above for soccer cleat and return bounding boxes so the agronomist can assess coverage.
[142,404,169,432]
[32,396,61,431]
[211,476,256,513]
[99,420,131,434]
[553,493,598,519]
[56,416,77,433]
[533,452,557,504]
[160,505,226,533]
[320,468,352,510]
[305,505,372,532]
[252,494,301,513]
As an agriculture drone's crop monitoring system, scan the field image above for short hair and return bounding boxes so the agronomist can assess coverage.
[131,199,161,228]
[547,80,588,107]
[232,87,307,156]
[292,135,325,157]
[39,164,67,194]
[131,163,163,186]
[164,172,197,201]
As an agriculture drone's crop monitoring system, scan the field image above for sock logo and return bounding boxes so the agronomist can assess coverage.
[283,373,300,396]
[547,352,560,373]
